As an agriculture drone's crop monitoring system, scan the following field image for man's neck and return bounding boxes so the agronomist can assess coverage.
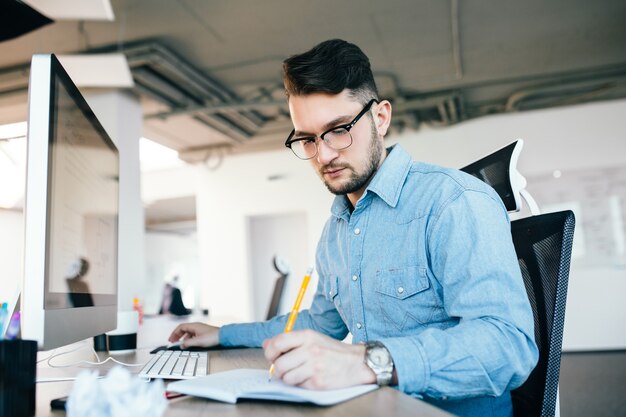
[346,148,388,208]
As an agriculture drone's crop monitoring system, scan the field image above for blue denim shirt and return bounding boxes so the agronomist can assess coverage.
[221,144,538,417]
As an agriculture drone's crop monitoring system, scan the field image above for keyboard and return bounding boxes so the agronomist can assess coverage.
[138,350,209,379]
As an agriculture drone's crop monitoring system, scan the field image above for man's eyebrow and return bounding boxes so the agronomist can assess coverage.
[293,115,353,137]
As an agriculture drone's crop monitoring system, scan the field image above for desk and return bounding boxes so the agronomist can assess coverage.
[34,316,452,417]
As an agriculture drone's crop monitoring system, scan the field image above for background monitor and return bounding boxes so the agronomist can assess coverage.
[21,54,119,350]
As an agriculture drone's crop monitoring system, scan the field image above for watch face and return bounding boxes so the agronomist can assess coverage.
[371,348,388,366]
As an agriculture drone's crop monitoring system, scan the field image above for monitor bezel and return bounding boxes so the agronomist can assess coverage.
[22,54,118,350]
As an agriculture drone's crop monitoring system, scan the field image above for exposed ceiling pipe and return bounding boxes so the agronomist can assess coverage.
[505,77,626,111]
[145,99,286,119]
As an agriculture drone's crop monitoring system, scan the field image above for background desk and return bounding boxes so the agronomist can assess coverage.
[35,316,452,417]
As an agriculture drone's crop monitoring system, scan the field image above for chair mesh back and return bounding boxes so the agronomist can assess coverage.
[510,211,575,417]
[460,141,518,211]
[266,275,287,320]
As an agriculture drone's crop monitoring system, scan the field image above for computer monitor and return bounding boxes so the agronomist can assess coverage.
[21,54,119,350]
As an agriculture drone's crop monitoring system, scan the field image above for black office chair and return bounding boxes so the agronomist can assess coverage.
[510,210,575,417]
[266,275,288,320]
[461,142,576,417]
[266,255,290,320]
[461,139,540,215]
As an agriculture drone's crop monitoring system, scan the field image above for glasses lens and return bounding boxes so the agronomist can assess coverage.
[291,139,317,160]
[323,127,352,151]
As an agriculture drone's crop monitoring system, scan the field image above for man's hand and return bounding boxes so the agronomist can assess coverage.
[263,329,376,390]
[168,322,220,348]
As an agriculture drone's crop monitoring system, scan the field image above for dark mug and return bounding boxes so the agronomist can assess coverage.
[0,339,37,417]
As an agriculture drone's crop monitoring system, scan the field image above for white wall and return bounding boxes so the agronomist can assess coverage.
[144,231,200,314]
[194,151,332,322]
[182,98,626,350]
[248,212,310,321]
[0,209,23,303]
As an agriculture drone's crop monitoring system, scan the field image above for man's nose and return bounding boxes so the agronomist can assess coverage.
[316,139,339,165]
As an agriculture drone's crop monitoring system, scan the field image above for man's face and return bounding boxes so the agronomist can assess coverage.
[288,91,386,197]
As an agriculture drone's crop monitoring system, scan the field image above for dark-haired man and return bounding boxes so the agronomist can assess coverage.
[170,39,538,417]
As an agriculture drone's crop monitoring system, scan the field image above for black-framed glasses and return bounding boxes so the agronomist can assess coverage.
[285,98,379,160]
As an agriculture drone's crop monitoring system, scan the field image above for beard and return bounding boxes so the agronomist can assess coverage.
[319,122,384,196]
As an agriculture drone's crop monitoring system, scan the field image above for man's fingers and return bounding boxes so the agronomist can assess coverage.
[168,326,189,342]
[264,330,314,362]
[272,345,308,379]
[279,357,314,386]
[180,336,201,348]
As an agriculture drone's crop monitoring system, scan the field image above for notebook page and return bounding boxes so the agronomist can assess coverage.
[168,368,378,405]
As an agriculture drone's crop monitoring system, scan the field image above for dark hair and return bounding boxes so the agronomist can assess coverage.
[282,39,379,104]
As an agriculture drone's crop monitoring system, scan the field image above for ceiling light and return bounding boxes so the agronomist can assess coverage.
[24,0,114,21]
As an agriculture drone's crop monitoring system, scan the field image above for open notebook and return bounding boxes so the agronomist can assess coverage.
[167,368,378,406]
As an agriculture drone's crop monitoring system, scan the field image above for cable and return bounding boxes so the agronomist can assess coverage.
[37,340,89,364]
[44,340,147,369]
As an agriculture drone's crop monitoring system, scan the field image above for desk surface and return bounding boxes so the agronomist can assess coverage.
[35,316,452,417]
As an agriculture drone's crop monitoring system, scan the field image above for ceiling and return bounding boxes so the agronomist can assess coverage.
[1,0,625,163]
[145,195,197,235]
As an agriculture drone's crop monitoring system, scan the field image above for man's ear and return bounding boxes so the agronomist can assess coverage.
[375,100,392,137]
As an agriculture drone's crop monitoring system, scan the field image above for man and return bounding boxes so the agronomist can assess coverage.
[169,39,538,417]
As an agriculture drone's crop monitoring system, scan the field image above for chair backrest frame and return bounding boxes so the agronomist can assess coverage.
[460,140,524,212]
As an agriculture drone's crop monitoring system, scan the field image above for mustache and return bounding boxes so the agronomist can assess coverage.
[320,162,351,173]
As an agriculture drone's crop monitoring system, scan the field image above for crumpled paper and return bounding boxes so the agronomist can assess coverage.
[66,366,167,417]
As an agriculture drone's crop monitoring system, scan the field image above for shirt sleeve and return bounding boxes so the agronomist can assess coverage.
[219,270,349,347]
[380,188,539,399]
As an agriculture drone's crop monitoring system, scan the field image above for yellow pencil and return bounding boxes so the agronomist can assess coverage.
[268,267,313,381]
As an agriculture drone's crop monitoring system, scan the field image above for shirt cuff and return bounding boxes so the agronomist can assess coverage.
[218,323,265,347]
[218,324,241,346]
[379,336,430,395]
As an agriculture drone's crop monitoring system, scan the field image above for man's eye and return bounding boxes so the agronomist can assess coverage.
[298,138,316,145]
[330,128,348,136]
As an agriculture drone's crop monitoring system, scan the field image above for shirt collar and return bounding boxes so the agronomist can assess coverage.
[330,144,413,219]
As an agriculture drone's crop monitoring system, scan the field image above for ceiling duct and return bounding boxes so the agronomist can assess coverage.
[0,39,625,160]
[117,42,281,146]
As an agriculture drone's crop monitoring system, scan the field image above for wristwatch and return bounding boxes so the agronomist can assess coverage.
[364,341,394,386]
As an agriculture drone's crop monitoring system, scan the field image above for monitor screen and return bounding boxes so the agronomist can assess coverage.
[22,54,118,350]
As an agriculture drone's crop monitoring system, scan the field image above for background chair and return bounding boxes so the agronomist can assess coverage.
[461,142,576,417]
[266,255,291,320]
[510,210,575,417]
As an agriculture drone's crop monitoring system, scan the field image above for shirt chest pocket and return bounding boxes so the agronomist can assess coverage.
[374,265,437,330]
[323,275,349,324]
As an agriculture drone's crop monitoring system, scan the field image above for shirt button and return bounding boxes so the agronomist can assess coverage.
[352,275,358,282]
[397,287,405,294]
[356,322,362,329]
[354,228,361,235]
